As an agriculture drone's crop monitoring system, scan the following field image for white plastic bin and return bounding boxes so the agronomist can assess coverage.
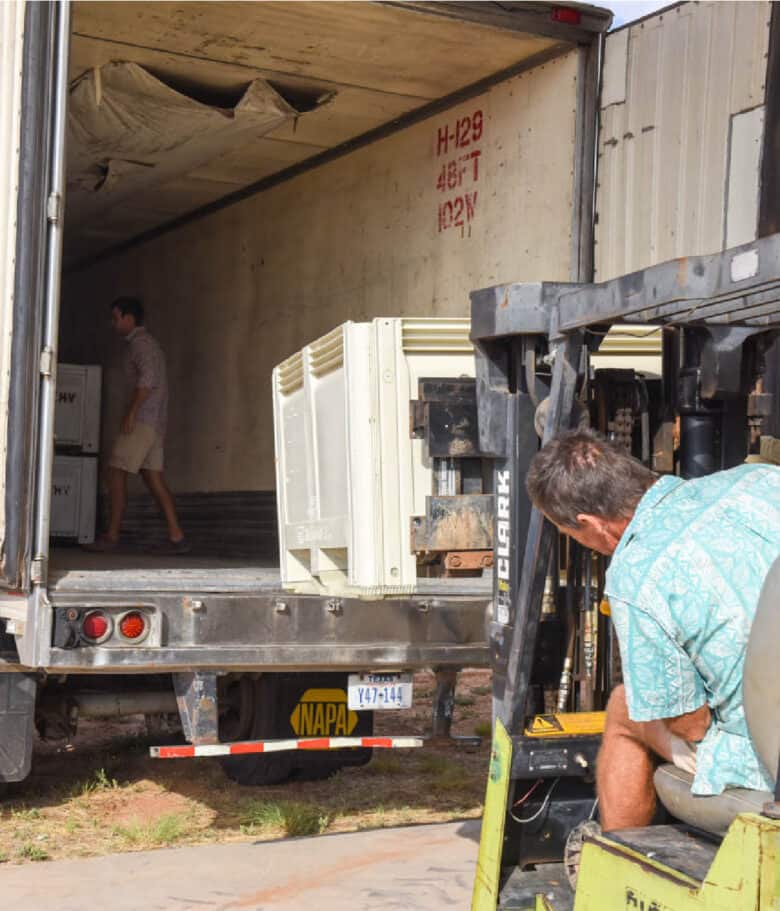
[55,364,102,453]
[273,317,475,597]
[51,455,98,543]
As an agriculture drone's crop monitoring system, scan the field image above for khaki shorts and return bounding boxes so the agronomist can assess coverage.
[109,422,164,474]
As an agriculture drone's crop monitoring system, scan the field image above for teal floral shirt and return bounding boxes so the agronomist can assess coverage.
[605,464,780,796]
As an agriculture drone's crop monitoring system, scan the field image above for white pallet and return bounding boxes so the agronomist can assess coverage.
[51,455,98,544]
[55,364,102,453]
[273,317,475,597]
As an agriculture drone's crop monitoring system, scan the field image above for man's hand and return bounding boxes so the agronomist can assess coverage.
[664,703,711,742]
[122,387,153,435]
[121,411,136,435]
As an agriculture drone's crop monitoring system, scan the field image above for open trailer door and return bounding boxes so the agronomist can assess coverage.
[0,1,68,593]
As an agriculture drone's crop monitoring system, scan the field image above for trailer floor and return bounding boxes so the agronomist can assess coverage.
[49,548,282,593]
[48,548,493,596]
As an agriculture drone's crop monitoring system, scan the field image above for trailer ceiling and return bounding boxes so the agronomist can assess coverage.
[66,1,610,266]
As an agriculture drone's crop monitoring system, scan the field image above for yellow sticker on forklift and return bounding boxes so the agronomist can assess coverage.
[290,688,359,736]
[525,711,606,737]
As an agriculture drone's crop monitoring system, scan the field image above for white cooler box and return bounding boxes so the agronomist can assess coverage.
[55,364,102,452]
[51,455,98,543]
[273,317,475,597]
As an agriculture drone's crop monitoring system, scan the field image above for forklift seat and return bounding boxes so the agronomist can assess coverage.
[653,555,780,836]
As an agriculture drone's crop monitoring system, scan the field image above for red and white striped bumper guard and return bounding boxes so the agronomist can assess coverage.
[151,735,423,759]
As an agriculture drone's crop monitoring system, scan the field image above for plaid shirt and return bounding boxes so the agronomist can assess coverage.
[124,327,168,436]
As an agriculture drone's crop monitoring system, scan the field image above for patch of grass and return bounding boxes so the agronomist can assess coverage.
[240,800,330,838]
[11,806,41,821]
[366,754,403,776]
[0,852,7,863]
[18,843,49,862]
[416,754,458,775]
[239,800,284,831]
[474,721,492,738]
[283,802,331,837]
[76,767,118,797]
[470,685,492,696]
[454,694,476,707]
[416,754,473,796]
[355,804,413,830]
[113,813,188,847]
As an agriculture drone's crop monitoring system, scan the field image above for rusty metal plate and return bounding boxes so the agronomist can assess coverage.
[412,494,494,552]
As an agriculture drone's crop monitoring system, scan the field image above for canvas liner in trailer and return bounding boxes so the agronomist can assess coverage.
[0,0,611,786]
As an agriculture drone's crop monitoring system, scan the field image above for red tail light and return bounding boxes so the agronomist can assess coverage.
[552,6,582,25]
[82,611,111,643]
[118,611,147,641]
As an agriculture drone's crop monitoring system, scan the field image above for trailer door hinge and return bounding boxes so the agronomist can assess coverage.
[39,347,54,377]
[47,193,62,225]
[31,557,46,585]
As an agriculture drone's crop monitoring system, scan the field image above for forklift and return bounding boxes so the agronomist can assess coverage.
[462,234,780,910]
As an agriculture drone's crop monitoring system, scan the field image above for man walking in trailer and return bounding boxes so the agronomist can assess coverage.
[88,297,189,555]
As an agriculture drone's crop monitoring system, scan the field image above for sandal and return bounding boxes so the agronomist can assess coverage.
[82,535,120,553]
[149,537,192,555]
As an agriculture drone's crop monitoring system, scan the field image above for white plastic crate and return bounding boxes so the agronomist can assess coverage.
[51,455,98,543]
[55,364,102,452]
[273,317,475,597]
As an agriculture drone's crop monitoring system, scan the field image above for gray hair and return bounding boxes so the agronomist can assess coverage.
[526,429,657,528]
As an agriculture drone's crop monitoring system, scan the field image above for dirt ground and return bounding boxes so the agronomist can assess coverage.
[0,669,492,865]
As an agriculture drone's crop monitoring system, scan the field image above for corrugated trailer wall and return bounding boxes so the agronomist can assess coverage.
[0,2,27,541]
[62,50,581,494]
[595,0,771,282]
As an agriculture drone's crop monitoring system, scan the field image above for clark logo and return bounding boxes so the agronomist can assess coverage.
[290,688,358,736]
[496,469,511,582]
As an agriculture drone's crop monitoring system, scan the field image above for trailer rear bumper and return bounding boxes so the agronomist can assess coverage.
[14,590,491,672]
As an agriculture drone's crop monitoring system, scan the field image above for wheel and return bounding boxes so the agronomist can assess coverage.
[293,745,373,782]
[220,675,293,786]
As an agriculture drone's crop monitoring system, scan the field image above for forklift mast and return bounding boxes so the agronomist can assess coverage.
[469,234,780,910]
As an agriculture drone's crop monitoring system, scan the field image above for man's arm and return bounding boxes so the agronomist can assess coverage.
[663,703,711,742]
[122,387,153,434]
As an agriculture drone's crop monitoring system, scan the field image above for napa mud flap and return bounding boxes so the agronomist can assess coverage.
[0,672,37,782]
[283,672,374,775]
[219,672,375,785]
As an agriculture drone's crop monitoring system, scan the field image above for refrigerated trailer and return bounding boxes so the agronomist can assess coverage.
[0,0,613,785]
[2,0,773,789]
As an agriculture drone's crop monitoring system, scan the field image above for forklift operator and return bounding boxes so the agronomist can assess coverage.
[526,429,780,832]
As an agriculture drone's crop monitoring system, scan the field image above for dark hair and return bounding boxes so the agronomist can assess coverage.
[526,429,657,528]
[111,296,144,326]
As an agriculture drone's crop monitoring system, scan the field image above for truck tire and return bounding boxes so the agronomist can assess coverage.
[221,675,293,786]
[0,672,36,784]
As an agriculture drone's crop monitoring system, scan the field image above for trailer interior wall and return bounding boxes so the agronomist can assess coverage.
[61,49,580,494]
[595,0,771,282]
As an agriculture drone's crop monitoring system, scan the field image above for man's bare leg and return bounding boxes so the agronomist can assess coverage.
[140,469,184,543]
[106,466,128,542]
[597,684,675,831]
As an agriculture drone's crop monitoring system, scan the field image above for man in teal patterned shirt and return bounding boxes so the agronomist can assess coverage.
[526,429,780,832]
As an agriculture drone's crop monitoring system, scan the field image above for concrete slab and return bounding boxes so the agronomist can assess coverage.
[2,819,481,911]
